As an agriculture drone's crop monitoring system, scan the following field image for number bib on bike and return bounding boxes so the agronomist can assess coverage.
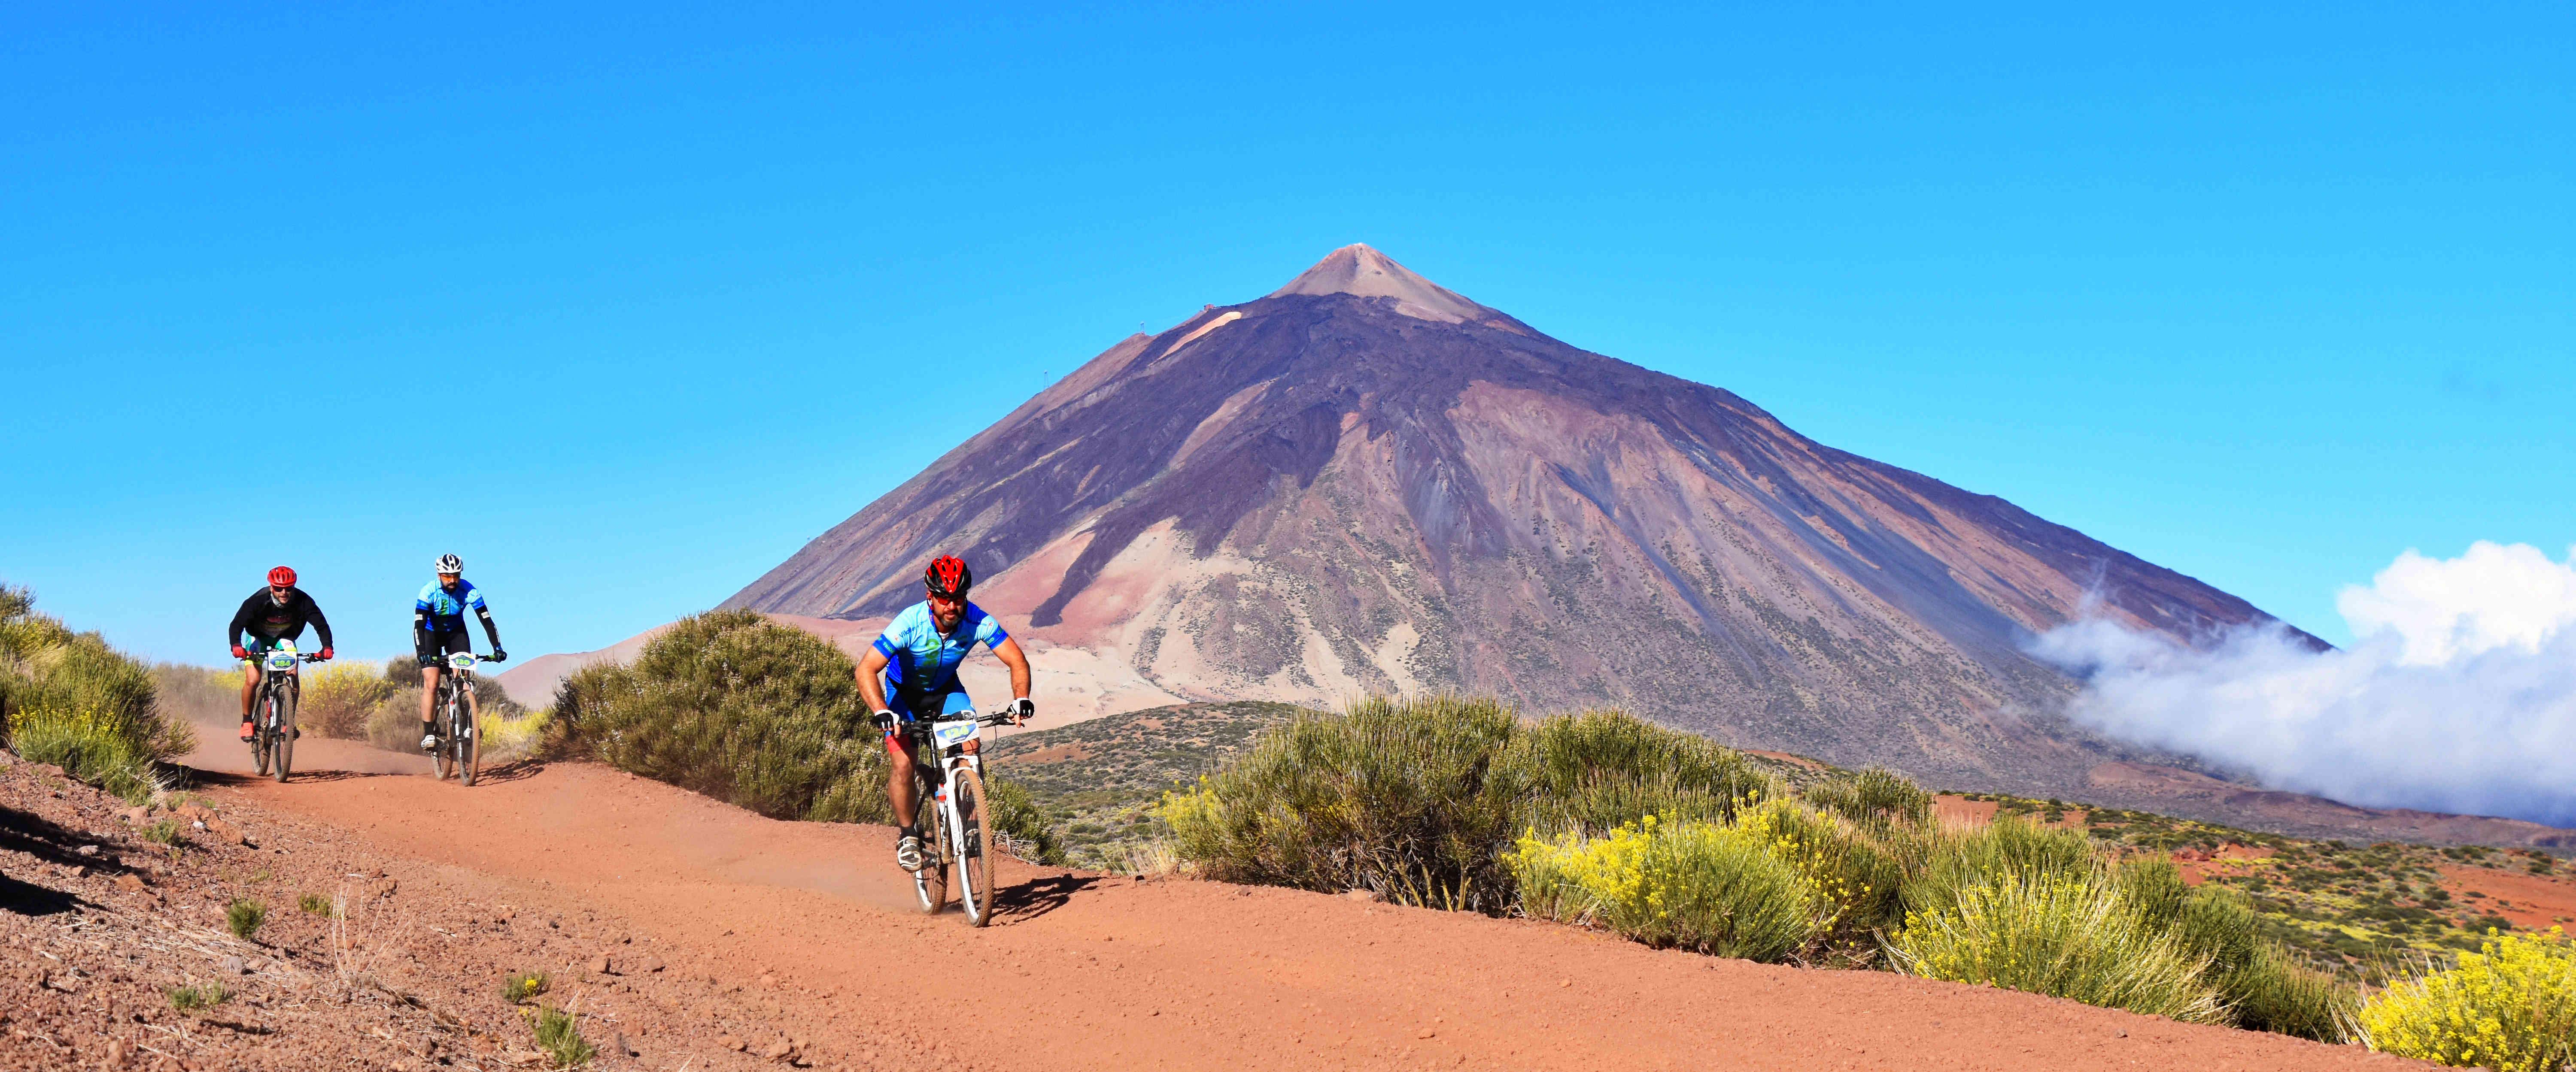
[932,720,979,749]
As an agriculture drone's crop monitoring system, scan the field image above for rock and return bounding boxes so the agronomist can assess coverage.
[763,1039,794,1060]
[637,956,665,973]
[717,1035,744,1052]
[758,973,777,988]
[589,954,617,976]
[613,1033,639,1058]
[205,820,246,846]
[115,874,148,892]
[220,956,247,976]
[372,878,399,899]
[119,806,149,825]
[104,1038,132,1067]
[76,843,100,856]
[176,802,211,822]
[1416,1028,1437,1039]
[1342,888,1378,902]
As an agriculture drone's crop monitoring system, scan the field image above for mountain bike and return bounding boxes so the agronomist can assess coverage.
[428,651,503,786]
[900,707,1019,927]
[240,642,322,783]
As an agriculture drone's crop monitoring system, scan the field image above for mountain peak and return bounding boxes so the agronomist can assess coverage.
[1267,244,1492,323]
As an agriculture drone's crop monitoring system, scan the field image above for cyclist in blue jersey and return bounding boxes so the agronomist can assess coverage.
[857,554,1034,872]
[415,554,507,752]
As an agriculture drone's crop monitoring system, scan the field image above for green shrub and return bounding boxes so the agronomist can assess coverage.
[166,981,230,1011]
[1888,868,2225,1024]
[225,898,267,940]
[2356,927,2576,1070]
[529,1003,595,1068]
[298,892,334,916]
[1902,815,2099,918]
[1160,695,1786,912]
[1511,814,1829,961]
[7,705,162,803]
[1514,708,1778,835]
[556,610,893,823]
[2,586,191,801]
[1801,767,1934,833]
[1736,796,1904,944]
[1160,695,1529,910]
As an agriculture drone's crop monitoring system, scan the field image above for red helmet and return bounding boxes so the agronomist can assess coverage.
[267,566,297,587]
[923,555,972,600]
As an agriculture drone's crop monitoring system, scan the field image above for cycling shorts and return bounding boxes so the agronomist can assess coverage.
[881,689,973,756]
[416,630,471,665]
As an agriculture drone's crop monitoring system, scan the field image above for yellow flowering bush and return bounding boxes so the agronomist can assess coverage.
[2356,927,2576,1071]
[1508,812,1832,962]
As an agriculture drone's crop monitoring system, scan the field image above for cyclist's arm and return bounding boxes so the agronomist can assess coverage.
[993,636,1032,702]
[857,647,893,713]
[474,603,501,650]
[413,599,432,654]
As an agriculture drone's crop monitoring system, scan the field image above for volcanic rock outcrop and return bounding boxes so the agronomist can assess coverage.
[727,245,2308,790]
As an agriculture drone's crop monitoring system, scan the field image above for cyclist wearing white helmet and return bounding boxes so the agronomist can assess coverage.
[415,554,506,753]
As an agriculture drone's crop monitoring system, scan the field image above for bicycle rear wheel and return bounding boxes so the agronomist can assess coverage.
[252,691,275,778]
[272,684,295,783]
[952,766,996,927]
[911,766,948,915]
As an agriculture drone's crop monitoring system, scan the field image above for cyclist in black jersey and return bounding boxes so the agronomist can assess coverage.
[227,566,334,742]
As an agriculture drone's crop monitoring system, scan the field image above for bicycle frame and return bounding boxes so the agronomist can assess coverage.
[431,652,483,785]
[904,708,1016,925]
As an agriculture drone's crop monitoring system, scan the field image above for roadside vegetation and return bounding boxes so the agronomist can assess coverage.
[1,584,191,802]
[547,609,1062,863]
[1154,693,2405,1042]
[2354,927,2576,1072]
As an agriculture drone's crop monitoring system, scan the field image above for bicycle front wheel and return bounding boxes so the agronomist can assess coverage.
[952,766,996,927]
[458,709,480,787]
[912,766,948,915]
[272,685,296,783]
[432,695,456,781]
[252,692,275,778]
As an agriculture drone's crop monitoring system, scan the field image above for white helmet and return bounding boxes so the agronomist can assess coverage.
[433,554,464,575]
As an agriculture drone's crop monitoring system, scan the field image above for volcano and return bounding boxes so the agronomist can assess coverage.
[726,245,2308,790]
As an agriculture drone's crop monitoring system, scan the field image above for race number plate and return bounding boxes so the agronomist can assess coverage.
[449,653,477,670]
[932,720,978,748]
[265,652,297,670]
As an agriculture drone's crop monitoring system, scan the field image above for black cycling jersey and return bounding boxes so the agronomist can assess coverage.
[229,587,334,650]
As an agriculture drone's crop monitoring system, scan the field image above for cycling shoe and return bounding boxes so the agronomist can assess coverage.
[895,834,926,872]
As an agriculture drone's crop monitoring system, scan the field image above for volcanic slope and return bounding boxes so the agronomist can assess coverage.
[729,245,2309,792]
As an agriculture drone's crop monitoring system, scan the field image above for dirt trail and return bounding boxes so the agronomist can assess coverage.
[195,752,2413,1071]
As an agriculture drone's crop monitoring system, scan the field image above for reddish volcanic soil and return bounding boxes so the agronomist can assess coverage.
[31,749,2414,1072]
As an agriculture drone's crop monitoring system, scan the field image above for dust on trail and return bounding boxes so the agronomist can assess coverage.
[213,758,2399,1072]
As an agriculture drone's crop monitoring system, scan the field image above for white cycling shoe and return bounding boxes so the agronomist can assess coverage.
[420,733,439,752]
[895,834,926,872]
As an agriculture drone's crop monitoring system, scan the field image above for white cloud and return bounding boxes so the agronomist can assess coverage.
[2029,542,2576,828]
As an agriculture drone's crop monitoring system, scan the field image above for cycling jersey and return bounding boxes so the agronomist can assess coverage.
[415,578,502,653]
[230,587,333,650]
[872,601,1009,718]
[416,580,488,632]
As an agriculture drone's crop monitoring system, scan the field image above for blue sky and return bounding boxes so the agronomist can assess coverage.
[3,3,2567,664]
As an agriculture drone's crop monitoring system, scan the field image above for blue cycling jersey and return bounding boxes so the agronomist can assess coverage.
[416,579,489,633]
[872,601,1009,715]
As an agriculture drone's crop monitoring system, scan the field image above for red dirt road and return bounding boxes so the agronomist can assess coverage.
[203,756,2420,1072]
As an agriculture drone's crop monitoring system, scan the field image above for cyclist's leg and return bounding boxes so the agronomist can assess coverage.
[884,692,920,828]
[237,640,266,739]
